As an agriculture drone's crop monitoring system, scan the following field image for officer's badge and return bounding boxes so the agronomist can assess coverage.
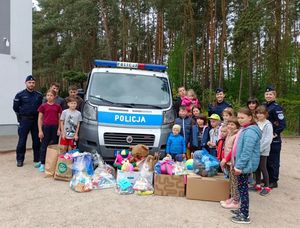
[278,113,284,120]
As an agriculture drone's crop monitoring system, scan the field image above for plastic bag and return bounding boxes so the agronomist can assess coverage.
[92,166,116,190]
[173,162,187,176]
[133,162,154,195]
[115,178,134,195]
[92,152,116,177]
[73,153,94,176]
[70,171,93,193]
[193,149,219,177]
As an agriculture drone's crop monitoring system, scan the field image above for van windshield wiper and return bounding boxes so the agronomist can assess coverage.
[89,95,134,107]
[123,103,162,109]
[89,95,116,105]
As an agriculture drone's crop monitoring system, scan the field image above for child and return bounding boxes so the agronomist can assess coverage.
[191,115,209,151]
[251,105,273,196]
[191,106,201,125]
[222,107,234,124]
[175,106,192,157]
[181,89,200,114]
[247,97,259,114]
[60,97,82,152]
[38,90,62,172]
[63,85,84,111]
[231,108,261,224]
[220,117,240,209]
[206,114,221,157]
[166,124,186,160]
[216,124,228,161]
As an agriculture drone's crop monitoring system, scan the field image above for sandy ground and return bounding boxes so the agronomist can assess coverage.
[0,138,299,228]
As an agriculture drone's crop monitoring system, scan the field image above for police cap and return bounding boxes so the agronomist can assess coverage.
[265,85,275,92]
[215,87,224,94]
[25,75,35,82]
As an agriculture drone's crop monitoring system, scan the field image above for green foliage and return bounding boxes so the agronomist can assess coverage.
[277,98,300,135]
[168,37,184,89]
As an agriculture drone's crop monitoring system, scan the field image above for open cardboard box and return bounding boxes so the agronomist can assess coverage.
[186,173,230,202]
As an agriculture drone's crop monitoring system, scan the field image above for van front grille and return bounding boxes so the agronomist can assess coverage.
[104,133,155,146]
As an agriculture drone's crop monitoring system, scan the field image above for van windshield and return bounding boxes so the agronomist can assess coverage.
[88,72,171,109]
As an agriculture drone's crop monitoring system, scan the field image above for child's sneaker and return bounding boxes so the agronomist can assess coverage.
[39,164,45,172]
[230,209,240,216]
[222,200,239,209]
[231,213,251,224]
[249,184,261,191]
[220,198,233,207]
[260,187,271,196]
[34,162,41,168]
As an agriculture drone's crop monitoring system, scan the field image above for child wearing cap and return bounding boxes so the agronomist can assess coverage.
[166,124,186,161]
[206,114,221,157]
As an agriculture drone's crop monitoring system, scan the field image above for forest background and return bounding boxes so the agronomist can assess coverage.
[32,0,300,134]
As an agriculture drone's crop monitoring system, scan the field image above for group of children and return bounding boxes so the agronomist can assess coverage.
[166,88,274,224]
[36,84,83,172]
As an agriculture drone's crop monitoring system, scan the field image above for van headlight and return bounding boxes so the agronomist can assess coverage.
[163,109,175,125]
[83,102,97,121]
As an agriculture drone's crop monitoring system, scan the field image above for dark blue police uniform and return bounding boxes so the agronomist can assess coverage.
[208,100,232,118]
[208,88,232,119]
[13,77,43,165]
[264,100,286,186]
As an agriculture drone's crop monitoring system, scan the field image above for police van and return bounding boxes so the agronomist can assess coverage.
[78,60,174,160]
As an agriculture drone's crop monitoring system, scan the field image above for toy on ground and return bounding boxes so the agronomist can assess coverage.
[185,159,194,170]
[115,178,134,195]
[113,149,133,170]
[121,159,134,172]
[129,144,150,171]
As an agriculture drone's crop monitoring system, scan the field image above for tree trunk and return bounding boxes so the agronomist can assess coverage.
[155,10,164,64]
[218,0,227,88]
[238,68,243,103]
[209,0,216,97]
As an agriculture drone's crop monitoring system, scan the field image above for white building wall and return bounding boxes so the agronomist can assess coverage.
[0,0,32,132]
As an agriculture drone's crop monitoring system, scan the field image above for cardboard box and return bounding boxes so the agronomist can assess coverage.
[186,174,230,201]
[117,170,154,185]
[154,174,185,197]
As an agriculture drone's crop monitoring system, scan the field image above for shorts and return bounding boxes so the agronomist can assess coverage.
[60,138,76,148]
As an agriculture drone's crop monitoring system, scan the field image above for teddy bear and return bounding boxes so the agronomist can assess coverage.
[129,144,150,171]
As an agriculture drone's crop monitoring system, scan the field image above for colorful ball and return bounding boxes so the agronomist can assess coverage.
[185,159,193,170]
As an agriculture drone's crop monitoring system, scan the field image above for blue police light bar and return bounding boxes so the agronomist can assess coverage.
[94,60,167,72]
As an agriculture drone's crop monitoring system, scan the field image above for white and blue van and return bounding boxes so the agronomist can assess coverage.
[78,60,174,160]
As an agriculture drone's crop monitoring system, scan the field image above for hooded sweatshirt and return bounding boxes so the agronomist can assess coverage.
[257,119,273,156]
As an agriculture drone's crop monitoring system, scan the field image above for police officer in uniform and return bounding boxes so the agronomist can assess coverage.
[208,88,232,119]
[264,85,286,188]
[13,75,43,167]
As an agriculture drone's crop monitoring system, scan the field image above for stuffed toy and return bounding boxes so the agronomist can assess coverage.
[121,159,134,172]
[130,144,149,170]
[113,149,132,170]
